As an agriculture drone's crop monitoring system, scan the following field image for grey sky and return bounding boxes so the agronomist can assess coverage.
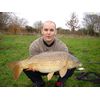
[0,0,100,28]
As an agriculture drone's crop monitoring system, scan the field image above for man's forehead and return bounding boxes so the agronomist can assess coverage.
[43,21,56,28]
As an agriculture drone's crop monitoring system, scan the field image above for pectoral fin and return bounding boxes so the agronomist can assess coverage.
[47,72,54,80]
[59,67,68,77]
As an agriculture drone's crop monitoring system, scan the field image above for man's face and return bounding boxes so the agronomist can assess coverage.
[41,22,56,43]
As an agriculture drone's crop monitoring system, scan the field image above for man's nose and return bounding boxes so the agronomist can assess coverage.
[47,31,51,35]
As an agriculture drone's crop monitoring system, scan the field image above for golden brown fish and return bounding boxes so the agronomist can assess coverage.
[8,51,82,80]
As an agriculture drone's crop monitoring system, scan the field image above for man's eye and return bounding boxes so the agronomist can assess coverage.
[50,29,54,32]
[44,29,48,31]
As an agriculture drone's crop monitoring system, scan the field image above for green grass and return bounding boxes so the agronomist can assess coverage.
[0,34,100,87]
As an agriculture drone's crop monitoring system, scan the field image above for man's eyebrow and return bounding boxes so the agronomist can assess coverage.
[50,29,54,31]
[44,28,48,30]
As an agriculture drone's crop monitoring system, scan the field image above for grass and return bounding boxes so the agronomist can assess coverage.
[0,34,100,87]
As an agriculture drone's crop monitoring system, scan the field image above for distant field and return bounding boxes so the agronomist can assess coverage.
[0,34,100,87]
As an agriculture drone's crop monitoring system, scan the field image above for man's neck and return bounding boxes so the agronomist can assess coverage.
[43,39,55,47]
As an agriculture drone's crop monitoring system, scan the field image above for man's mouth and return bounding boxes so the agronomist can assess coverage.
[46,36,51,38]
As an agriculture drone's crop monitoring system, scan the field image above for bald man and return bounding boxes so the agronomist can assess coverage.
[23,21,76,87]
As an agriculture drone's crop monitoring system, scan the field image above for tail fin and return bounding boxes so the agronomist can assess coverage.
[8,61,23,80]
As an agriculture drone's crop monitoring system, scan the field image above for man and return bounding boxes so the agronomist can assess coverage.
[23,20,76,87]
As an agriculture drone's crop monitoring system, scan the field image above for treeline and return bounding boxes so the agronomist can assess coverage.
[0,12,42,35]
[0,12,100,36]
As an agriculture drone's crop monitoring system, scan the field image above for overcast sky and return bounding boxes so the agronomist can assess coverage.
[0,0,100,28]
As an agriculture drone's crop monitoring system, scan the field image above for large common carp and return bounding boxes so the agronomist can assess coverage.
[8,51,82,80]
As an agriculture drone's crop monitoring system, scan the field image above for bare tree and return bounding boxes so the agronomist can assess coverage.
[83,13,100,36]
[0,12,28,34]
[66,12,79,32]
[33,21,42,33]
[8,14,27,34]
[0,12,12,30]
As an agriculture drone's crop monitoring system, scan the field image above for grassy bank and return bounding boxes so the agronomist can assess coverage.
[0,34,100,87]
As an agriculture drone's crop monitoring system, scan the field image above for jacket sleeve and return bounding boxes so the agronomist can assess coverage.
[29,41,40,57]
